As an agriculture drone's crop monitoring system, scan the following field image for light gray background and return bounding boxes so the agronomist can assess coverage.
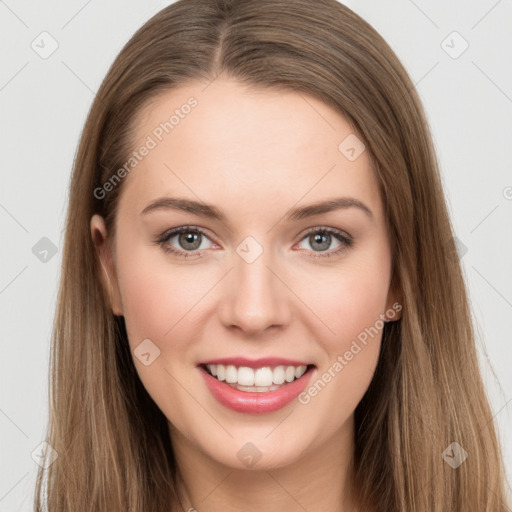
[1,0,511,510]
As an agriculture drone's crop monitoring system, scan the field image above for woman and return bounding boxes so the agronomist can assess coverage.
[35,0,510,510]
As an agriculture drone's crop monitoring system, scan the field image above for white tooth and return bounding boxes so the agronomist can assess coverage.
[216,364,226,381]
[211,363,309,386]
[254,367,273,387]
[295,365,307,378]
[225,364,238,383]
[285,366,296,382]
[237,366,255,386]
[272,365,286,385]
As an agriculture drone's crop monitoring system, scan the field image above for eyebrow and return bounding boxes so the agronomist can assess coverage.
[140,196,373,221]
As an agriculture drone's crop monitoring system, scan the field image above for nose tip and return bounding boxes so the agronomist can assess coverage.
[218,252,291,335]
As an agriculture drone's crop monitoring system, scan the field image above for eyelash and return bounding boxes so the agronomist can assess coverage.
[155,225,353,260]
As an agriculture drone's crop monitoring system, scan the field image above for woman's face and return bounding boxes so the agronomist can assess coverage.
[91,78,399,470]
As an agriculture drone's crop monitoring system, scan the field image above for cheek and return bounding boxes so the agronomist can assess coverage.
[294,249,390,397]
[309,274,387,391]
[117,233,391,357]
[115,253,209,419]
[294,270,388,431]
[116,247,210,349]
[333,271,389,347]
[297,251,391,349]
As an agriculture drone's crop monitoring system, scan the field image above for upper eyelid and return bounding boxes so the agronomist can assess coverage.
[161,225,218,245]
[160,225,351,248]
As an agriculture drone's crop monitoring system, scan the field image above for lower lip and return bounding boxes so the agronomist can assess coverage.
[199,365,315,414]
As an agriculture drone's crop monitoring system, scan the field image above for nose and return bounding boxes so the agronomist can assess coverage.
[217,245,291,336]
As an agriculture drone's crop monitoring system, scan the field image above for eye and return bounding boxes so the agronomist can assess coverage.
[155,225,353,260]
[295,227,353,259]
[156,226,215,258]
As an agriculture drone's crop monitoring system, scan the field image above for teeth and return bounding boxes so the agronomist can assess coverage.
[205,363,308,387]
[238,366,255,386]
[285,366,296,382]
[216,365,226,381]
[255,367,273,386]
[273,366,285,385]
[225,365,237,384]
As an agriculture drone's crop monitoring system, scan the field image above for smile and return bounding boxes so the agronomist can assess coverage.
[197,358,316,414]
[204,363,309,391]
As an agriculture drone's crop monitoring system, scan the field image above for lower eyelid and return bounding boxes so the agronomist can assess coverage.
[157,227,352,257]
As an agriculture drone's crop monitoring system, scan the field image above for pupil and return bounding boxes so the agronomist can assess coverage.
[311,232,330,251]
[180,231,200,250]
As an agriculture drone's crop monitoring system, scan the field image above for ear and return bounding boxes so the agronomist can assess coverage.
[90,214,123,316]
[384,272,403,322]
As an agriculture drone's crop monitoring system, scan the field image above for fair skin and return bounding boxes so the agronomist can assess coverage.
[91,77,400,512]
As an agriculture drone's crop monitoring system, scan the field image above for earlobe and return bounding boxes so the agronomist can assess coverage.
[90,214,123,316]
[384,301,402,322]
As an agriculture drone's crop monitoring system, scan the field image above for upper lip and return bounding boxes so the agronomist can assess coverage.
[198,357,314,369]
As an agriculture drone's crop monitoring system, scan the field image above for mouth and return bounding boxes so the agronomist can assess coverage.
[200,363,315,392]
[197,359,317,414]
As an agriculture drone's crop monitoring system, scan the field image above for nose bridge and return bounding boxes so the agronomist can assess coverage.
[219,235,290,333]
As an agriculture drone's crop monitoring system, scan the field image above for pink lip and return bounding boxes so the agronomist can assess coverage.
[198,357,312,369]
[198,364,315,414]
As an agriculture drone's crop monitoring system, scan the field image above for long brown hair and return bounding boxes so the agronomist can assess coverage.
[35,0,510,510]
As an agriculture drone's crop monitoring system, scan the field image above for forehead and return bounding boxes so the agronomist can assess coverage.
[118,78,381,222]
